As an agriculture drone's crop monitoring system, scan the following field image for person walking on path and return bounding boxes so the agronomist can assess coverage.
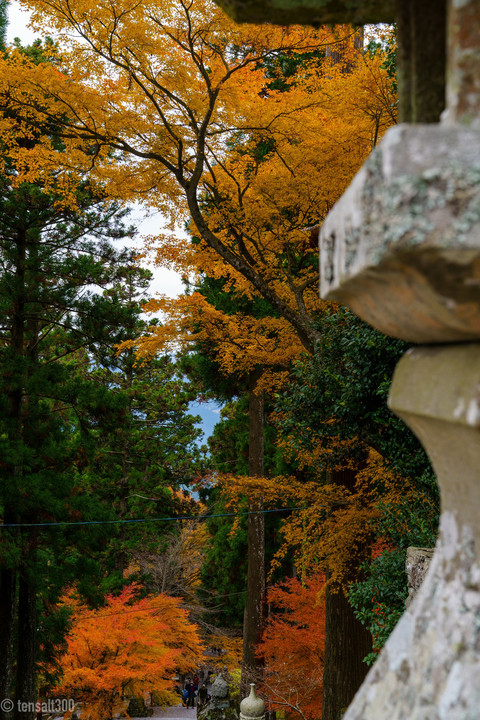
[197,684,209,711]
[185,679,196,709]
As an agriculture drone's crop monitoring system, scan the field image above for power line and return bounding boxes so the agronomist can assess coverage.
[0,506,307,530]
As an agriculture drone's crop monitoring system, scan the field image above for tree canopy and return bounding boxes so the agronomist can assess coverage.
[2,4,395,351]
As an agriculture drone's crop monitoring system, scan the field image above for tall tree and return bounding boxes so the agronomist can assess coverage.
[0,185,140,718]
[0,54,158,710]
[83,272,204,580]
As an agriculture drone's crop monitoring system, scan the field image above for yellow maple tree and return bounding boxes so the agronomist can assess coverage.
[125,33,395,377]
[211,447,434,590]
[1,2,395,354]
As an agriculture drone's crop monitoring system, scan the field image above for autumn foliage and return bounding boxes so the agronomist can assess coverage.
[54,584,203,720]
[257,575,326,720]
[0,1,409,710]
[1,2,396,360]
[0,0,438,714]
[210,445,437,592]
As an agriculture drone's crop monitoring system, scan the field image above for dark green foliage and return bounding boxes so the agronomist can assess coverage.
[200,490,248,628]
[0,178,141,704]
[207,395,282,477]
[86,342,204,572]
[277,307,436,485]
[260,38,326,93]
[207,399,250,475]
[198,400,251,627]
[199,397,289,627]
[348,548,407,666]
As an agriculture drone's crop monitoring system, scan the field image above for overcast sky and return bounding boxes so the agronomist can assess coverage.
[7,2,35,43]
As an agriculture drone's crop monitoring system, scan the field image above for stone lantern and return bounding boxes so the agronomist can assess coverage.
[240,684,265,720]
[198,674,239,720]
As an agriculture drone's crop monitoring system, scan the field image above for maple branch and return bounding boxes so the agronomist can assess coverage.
[185,190,318,353]
[204,143,254,222]
[274,147,296,177]
[297,273,320,294]
[236,228,266,267]
[50,5,199,162]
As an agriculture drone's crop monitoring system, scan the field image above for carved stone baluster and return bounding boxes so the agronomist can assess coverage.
[316,2,480,715]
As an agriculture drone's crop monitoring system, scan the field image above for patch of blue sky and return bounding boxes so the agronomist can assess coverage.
[190,400,222,446]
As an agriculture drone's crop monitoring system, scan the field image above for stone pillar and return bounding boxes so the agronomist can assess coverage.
[444,0,480,127]
[405,547,434,607]
[317,3,480,711]
[240,684,265,720]
[395,0,446,123]
[199,674,238,720]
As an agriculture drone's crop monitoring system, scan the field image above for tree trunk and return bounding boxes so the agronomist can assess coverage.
[322,581,371,720]
[241,369,265,694]
[13,235,38,720]
[321,468,372,720]
[0,229,28,718]
[14,555,37,720]
[0,566,17,720]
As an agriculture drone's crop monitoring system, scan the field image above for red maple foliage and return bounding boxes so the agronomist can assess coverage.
[257,575,326,720]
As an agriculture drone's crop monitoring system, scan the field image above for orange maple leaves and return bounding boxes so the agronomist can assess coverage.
[53,584,203,720]
[0,2,396,360]
[258,575,326,720]
[212,448,430,590]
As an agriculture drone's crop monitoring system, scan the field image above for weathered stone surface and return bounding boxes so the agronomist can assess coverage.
[198,674,239,720]
[389,345,480,548]
[405,547,434,607]
[211,676,229,700]
[444,0,480,127]
[213,0,394,26]
[240,684,265,720]
[319,124,480,343]
[343,343,480,719]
